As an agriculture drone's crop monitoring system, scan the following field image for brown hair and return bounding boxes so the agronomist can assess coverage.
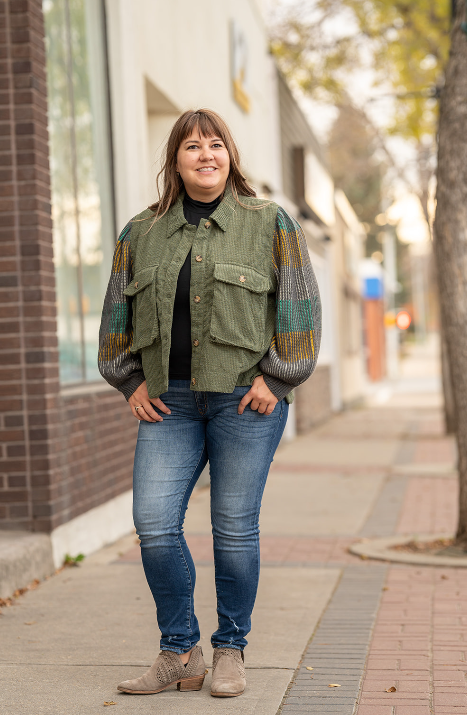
[146,109,260,222]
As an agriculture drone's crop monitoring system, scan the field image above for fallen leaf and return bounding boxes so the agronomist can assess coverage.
[24,621,36,626]
[385,686,397,693]
[103,702,117,707]
[441,575,449,580]
[382,586,389,591]
[328,684,341,687]
[359,554,368,560]
[306,667,313,671]
[310,675,313,679]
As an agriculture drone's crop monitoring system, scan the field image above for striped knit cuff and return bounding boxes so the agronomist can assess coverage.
[119,372,146,401]
[262,373,294,401]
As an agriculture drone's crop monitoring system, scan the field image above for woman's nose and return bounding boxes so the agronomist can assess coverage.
[200,147,214,161]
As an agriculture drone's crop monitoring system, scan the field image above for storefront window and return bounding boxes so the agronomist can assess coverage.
[44,0,114,383]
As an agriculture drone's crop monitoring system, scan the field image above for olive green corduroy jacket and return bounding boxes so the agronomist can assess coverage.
[124,190,279,398]
[98,188,322,403]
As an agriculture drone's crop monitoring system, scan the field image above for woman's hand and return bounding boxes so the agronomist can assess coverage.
[129,381,171,422]
[238,375,278,416]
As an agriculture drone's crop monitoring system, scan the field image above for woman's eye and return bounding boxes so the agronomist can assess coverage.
[187,144,198,150]
[212,143,223,148]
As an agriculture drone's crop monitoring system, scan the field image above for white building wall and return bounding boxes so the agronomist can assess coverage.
[106,0,280,229]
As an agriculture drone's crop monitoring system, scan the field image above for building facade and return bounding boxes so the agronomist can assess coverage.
[276,72,366,430]
[0,0,289,564]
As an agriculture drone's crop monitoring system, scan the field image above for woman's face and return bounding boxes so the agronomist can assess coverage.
[176,130,230,201]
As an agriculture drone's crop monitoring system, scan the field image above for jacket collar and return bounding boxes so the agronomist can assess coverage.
[166,192,187,238]
[210,184,237,231]
[166,184,237,238]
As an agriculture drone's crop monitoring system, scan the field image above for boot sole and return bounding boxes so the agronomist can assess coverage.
[118,671,207,694]
[211,689,245,698]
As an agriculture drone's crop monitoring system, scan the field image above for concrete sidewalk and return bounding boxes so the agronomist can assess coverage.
[0,335,463,715]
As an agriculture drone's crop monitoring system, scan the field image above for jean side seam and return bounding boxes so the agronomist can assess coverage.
[175,441,206,639]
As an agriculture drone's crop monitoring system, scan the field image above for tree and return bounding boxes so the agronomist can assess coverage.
[327,103,385,254]
[269,0,450,218]
[433,2,467,546]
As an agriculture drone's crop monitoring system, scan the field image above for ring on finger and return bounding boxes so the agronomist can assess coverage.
[135,405,143,412]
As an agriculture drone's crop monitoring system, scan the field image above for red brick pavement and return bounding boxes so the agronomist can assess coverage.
[411,438,457,465]
[356,566,467,714]
[396,477,457,536]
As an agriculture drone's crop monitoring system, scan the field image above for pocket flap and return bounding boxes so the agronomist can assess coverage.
[123,265,158,296]
[213,263,269,294]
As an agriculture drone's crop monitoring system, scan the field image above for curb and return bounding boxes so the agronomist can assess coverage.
[0,531,55,599]
[349,532,467,568]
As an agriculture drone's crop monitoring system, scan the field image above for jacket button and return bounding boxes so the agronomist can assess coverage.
[195,255,203,262]
[239,275,246,282]
[194,295,201,303]
[134,281,139,288]
[191,377,196,385]
[204,221,211,228]
[193,339,199,347]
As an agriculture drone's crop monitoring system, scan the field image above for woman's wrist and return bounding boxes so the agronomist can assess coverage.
[261,374,291,402]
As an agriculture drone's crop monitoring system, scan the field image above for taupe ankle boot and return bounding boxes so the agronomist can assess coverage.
[211,647,246,697]
[117,646,206,694]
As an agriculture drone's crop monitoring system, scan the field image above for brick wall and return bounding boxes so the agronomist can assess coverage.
[52,389,136,529]
[0,0,136,533]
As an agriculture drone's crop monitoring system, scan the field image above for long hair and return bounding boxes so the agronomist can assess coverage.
[146,109,260,223]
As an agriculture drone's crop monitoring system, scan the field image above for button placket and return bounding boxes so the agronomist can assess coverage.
[190,224,209,390]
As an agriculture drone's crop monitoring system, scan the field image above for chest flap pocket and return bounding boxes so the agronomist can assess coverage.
[123,265,159,351]
[210,263,270,352]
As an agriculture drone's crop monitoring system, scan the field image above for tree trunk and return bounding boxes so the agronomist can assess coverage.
[440,323,457,434]
[433,3,467,546]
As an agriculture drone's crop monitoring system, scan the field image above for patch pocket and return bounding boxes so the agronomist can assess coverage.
[210,263,270,352]
[123,265,159,351]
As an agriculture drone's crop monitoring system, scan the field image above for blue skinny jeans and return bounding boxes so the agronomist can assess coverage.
[132,380,288,653]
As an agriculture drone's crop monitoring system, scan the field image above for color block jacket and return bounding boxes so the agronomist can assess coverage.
[98,188,322,402]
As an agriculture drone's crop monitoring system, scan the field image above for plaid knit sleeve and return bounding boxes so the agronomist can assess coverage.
[259,207,322,401]
[98,222,146,400]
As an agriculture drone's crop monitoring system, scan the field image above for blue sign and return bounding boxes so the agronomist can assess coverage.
[363,277,384,299]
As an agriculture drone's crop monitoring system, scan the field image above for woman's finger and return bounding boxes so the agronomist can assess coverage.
[238,390,253,415]
[131,404,141,420]
[152,397,171,415]
[140,402,163,422]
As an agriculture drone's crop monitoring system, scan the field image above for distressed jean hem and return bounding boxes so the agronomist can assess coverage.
[160,644,199,655]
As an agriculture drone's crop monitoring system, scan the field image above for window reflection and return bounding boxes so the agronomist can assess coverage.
[44,0,113,383]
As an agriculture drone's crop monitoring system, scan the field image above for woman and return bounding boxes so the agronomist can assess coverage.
[98,109,321,698]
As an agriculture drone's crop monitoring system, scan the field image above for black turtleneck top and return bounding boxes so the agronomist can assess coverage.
[168,193,222,380]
